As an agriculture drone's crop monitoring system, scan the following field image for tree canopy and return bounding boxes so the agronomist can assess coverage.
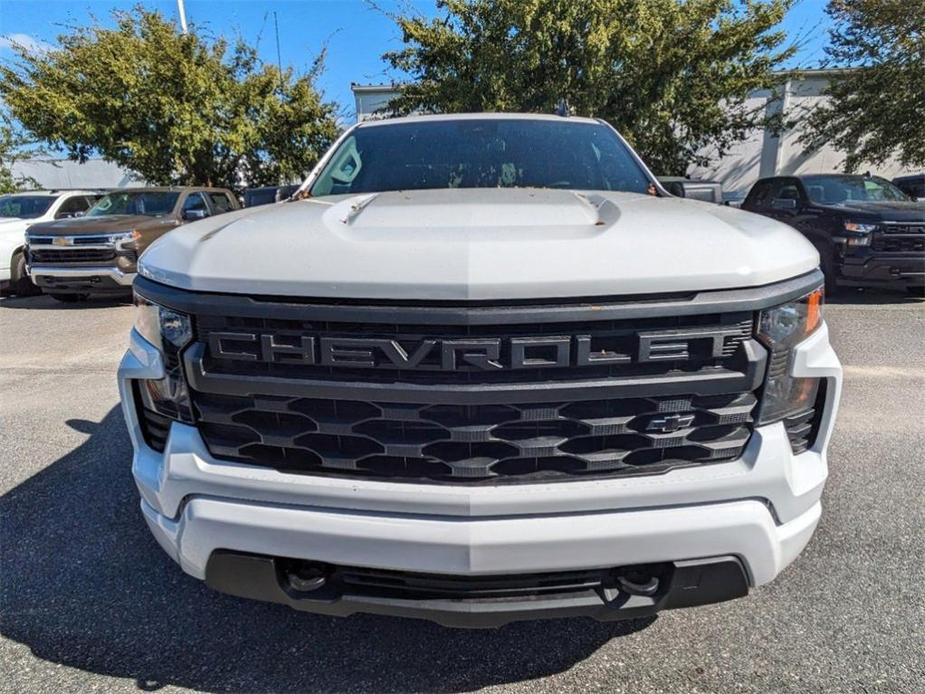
[383,0,795,174]
[0,7,339,191]
[0,110,42,194]
[800,0,925,172]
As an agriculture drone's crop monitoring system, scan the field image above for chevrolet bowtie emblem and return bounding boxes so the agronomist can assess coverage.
[646,413,696,434]
[52,237,70,246]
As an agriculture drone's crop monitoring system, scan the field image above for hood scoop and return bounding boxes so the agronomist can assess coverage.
[327,188,624,232]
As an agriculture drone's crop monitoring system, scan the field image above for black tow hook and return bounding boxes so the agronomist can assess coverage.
[287,564,329,593]
[616,573,660,597]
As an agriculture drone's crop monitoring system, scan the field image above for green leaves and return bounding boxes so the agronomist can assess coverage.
[0,7,339,191]
[801,0,925,172]
[383,0,794,174]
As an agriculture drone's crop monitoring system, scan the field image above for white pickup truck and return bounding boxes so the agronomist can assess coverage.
[0,190,100,295]
[119,113,842,627]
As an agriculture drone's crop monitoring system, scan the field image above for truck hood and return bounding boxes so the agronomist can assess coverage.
[28,214,177,235]
[816,199,925,222]
[139,189,820,300]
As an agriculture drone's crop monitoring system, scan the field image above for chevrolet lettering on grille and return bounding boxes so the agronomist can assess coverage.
[206,327,745,371]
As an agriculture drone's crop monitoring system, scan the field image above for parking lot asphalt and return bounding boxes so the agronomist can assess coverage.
[1,289,923,694]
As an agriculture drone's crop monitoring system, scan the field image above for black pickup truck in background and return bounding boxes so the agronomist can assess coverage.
[742,174,925,295]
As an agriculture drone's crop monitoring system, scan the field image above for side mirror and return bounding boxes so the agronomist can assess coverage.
[183,209,208,221]
[55,211,85,219]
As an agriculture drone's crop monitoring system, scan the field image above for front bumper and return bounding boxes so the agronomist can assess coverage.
[29,265,136,293]
[839,252,925,287]
[119,322,841,625]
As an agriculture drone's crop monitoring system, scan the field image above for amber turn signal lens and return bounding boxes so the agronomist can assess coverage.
[805,287,823,337]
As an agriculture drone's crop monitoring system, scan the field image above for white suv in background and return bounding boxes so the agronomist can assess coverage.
[0,190,102,296]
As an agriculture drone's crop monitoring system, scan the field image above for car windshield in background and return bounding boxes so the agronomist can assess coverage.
[87,191,180,217]
[310,118,652,196]
[802,175,911,205]
[0,195,54,219]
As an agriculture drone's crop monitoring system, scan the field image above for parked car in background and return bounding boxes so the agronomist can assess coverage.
[244,184,299,207]
[892,174,925,201]
[742,174,925,294]
[658,177,723,204]
[0,190,103,296]
[24,187,239,301]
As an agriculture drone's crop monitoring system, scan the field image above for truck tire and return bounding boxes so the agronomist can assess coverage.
[10,250,41,297]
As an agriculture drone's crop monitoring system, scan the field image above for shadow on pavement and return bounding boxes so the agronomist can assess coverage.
[0,294,131,310]
[827,286,923,305]
[1,406,651,693]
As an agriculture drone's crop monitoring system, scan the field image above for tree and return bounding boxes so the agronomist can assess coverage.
[0,110,42,194]
[383,0,795,174]
[0,7,339,190]
[800,0,925,172]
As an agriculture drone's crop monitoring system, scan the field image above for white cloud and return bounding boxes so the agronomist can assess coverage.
[0,33,53,54]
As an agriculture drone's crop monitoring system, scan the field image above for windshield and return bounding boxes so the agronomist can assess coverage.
[87,191,179,217]
[0,195,54,219]
[802,175,911,205]
[310,118,652,197]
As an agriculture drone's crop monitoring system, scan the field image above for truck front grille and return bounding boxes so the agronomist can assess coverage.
[30,248,116,263]
[192,390,757,482]
[144,285,772,484]
[873,224,925,253]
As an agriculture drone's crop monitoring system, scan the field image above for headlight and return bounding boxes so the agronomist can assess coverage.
[843,221,877,233]
[756,286,824,426]
[134,293,192,352]
[133,291,194,426]
[109,229,141,250]
[842,221,876,245]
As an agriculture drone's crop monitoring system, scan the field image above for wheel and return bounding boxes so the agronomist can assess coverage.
[813,242,840,296]
[50,293,87,303]
[10,250,41,296]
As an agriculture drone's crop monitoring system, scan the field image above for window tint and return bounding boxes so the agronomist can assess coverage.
[311,119,652,196]
[208,192,234,213]
[802,175,910,204]
[0,195,54,219]
[182,193,210,214]
[88,191,180,217]
[745,181,774,207]
[774,182,801,201]
[56,195,91,218]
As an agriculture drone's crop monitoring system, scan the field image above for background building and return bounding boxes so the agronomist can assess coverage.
[10,157,139,190]
[351,71,920,201]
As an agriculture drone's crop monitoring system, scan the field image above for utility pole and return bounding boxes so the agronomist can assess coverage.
[177,0,188,34]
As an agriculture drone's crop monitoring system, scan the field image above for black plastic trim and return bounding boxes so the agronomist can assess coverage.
[204,550,749,628]
[134,270,824,326]
[184,339,766,405]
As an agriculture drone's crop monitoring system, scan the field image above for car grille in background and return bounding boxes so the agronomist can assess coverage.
[29,248,116,263]
[173,301,766,484]
[873,223,925,253]
[191,390,757,482]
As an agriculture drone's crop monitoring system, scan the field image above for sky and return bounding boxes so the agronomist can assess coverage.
[0,0,834,122]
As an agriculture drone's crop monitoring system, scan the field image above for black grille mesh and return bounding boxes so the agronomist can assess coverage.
[30,248,116,263]
[192,390,756,483]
